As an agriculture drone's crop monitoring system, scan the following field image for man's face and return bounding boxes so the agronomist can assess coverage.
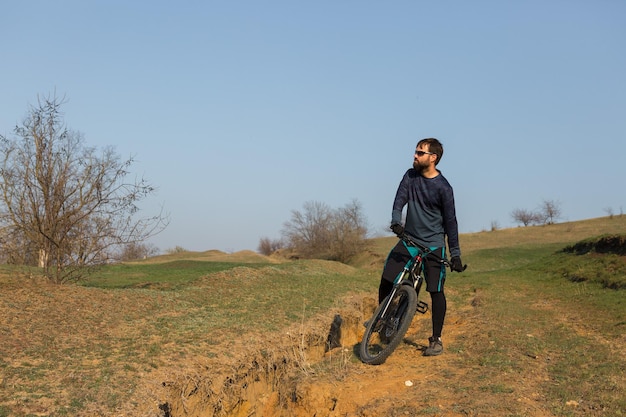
[413,144,434,170]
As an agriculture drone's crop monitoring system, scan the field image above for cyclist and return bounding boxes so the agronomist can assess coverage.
[378,138,465,356]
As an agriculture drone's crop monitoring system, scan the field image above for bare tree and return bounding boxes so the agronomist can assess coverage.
[539,199,562,224]
[257,237,284,256]
[328,199,368,262]
[510,208,541,227]
[281,199,368,262]
[0,94,168,283]
[282,201,333,259]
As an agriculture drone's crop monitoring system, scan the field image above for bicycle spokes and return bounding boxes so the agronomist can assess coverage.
[360,285,419,365]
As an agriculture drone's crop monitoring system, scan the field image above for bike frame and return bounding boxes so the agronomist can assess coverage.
[380,247,420,317]
[381,235,447,317]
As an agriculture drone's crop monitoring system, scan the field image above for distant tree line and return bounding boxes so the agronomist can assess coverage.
[258,199,368,263]
[510,199,562,227]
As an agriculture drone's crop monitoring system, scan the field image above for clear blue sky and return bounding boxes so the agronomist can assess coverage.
[2,1,625,253]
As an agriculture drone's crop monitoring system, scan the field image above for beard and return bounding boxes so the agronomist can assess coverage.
[413,159,425,171]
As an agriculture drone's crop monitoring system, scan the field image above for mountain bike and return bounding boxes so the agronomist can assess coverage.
[359,234,458,365]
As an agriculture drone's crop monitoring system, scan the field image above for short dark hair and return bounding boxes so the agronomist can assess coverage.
[417,138,443,165]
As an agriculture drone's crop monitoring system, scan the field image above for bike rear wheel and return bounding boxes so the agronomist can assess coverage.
[359,284,417,365]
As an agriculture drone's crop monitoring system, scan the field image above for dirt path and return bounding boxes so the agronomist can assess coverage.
[273,304,556,417]
[150,289,567,417]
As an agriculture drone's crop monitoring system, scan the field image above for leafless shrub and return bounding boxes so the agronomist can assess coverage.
[165,246,188,255]
[257,237,284,256]
[117,242,159,261]
[511,200,563,227]
[540,199,562,224]
[281,199,368,262]
[510,208,542,227]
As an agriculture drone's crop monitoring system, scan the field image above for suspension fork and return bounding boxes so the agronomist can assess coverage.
[411,266,429,314]
[378,287,398,318]
[379,268,410,318]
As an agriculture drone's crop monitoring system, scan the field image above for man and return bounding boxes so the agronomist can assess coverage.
[378,137,465,356]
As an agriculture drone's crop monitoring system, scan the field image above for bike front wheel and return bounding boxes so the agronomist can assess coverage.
[359,285,417,365]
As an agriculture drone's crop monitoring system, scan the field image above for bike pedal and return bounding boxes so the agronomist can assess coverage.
[416,301,429,314]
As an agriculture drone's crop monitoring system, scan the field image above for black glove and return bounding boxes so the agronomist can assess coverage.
[450,256,464,272]
[390,223,404,237]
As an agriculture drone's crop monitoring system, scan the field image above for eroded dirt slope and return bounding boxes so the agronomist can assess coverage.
[145,287,570,417]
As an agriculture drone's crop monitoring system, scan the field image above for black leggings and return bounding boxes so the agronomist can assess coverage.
[430,291,446,339]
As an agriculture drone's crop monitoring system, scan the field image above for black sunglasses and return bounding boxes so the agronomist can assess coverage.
[415,150,435,157]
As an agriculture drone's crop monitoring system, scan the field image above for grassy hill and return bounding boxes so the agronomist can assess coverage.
[0,216,625,416]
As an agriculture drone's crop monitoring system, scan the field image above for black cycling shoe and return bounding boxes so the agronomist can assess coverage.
[423,336,443,356]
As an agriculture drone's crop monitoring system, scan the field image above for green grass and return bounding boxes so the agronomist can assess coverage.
[83,260,378,335]
[451,239,626,415]
[81,260,270,289]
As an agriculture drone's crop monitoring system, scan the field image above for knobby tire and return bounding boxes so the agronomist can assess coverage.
[359,284,417,365]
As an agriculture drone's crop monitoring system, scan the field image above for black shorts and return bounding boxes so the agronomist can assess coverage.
[381,240,446,293]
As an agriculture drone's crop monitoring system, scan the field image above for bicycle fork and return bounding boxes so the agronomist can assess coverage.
[409,255,429,315]
[412,277,429,314]
[374,287,404,338]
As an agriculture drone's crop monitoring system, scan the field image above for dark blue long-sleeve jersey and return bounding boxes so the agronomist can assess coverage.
[391,168,461,258]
